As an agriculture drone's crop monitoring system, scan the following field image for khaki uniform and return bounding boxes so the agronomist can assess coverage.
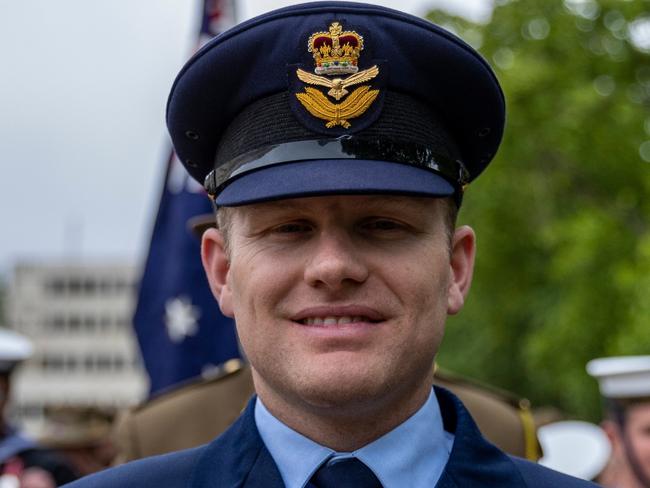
[113,360,540,464]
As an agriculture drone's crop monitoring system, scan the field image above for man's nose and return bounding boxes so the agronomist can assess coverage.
[303,231,369,290]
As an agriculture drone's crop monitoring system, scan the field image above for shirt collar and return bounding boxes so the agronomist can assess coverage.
[255,388,454,488]
[255,399,333,488]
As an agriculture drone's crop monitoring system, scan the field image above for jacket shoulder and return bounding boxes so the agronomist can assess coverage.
[510,457,600,487]
[62,446,204,488]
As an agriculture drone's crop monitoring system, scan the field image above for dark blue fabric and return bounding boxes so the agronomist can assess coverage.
[63,388,599,488]
[61,446,203,488]
[167,1,505,192]
[307,458,383,488]
[132,155,241,395]
[217,159,455,206]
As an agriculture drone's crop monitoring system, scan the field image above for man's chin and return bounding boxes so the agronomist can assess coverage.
[292,371,399,413]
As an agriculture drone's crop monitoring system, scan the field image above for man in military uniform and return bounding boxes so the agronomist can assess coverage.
[67,2,597,486]
[588,356,650,488]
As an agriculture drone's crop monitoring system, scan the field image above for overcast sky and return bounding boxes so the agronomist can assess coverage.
[0,0,491,278]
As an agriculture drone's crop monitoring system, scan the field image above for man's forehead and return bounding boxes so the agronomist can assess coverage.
[627,400,650,416]
[229,194,442,217]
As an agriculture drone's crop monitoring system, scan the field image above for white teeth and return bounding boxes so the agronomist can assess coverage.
[302,316,370,326]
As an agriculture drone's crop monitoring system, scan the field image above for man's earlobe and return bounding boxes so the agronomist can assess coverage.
[201,228,234,318]
[601,420,621,449]
[447,225,476,315]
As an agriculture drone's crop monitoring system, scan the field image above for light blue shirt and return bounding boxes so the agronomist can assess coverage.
[255,388,454,488]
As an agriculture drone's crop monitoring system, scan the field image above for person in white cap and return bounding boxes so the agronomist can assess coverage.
[587,355,650,488]
[0,329,78,487]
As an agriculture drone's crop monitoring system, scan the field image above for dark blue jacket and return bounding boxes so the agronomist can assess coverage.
[64,387,598,487]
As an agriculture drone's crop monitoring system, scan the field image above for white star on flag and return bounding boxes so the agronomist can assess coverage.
[164,296,201,343]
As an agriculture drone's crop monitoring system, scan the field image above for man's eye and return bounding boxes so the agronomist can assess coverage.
[273,222,312,234]
[362,219,404,231]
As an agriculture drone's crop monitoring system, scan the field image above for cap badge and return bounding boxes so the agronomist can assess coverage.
[295,22,380,129]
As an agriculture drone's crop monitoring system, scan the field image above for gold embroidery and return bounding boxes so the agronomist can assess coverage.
[296,85,379,128]
[296,22,380,129]
[296,65,379,101]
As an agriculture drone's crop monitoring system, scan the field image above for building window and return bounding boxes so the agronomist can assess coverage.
[42,356,65,371]
[84,356,94,370]
[113,356,125,370]
[45,278,65,295]
[83,279,96,294]
[68,316,81,331]
[45,316,66,331]
[115,317,131,329]
[83,316,95,330]
[68,279,82,294]
[98,280,111,293]
[95,356,111,371]
[65,356,77,370]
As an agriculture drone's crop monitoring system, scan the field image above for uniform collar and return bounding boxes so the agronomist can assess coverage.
[255,388,453,488]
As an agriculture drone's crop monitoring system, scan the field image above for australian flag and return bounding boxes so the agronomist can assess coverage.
[133,0,239,396]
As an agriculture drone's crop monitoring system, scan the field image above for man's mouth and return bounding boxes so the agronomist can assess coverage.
[299,316,380,326]
[292,306,385,326]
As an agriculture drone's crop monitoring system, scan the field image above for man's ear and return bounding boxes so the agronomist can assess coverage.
[447,225,476,315]
[201,228,234,318]
[601,420,622,450]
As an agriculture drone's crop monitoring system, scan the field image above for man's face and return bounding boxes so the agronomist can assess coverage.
[624,402,650,481]
[203,195,475,416]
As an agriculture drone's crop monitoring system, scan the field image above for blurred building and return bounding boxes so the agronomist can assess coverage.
[6,262,148,436]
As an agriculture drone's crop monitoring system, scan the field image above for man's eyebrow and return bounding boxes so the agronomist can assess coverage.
[253,196,430,209]
[246,200,307,214]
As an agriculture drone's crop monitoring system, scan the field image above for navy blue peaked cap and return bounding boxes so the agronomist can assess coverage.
[167,1,505,206]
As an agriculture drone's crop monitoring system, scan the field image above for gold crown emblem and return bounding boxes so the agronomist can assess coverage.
[308,22,364,75]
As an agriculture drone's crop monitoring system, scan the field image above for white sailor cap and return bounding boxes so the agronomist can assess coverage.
[586,355,650,399]
[538,420,611,481]
[0,329,33,373]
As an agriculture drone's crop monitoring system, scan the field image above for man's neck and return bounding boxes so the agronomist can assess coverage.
[253,372,433,452]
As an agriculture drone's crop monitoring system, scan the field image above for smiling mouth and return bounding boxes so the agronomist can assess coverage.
[299,316,380,326]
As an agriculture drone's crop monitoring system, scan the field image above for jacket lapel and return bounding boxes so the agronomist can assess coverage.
[434,387,525,487]
[189,397,284,488]
[241,444,285,488]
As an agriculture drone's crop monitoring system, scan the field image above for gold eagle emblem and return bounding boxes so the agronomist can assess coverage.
[295,85,379,128]
[296,65,379,101]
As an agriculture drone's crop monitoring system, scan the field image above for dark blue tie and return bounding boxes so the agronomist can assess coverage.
[308,458,383,488]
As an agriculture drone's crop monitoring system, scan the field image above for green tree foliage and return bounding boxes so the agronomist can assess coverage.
[432,0,650,421]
